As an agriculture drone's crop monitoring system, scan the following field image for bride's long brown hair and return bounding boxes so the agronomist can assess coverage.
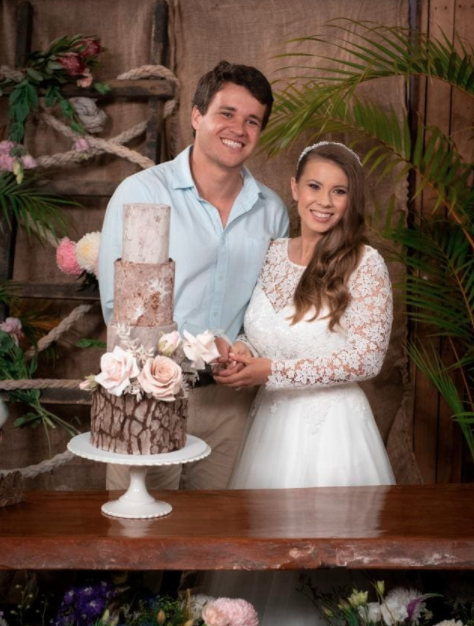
[291,143,368,330]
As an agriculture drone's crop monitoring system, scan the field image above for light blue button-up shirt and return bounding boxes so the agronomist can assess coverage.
[98,146,289,341]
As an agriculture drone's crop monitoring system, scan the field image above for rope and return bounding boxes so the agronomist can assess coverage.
[117,64,179,118]
[70,97,108,134]
[40,111,155,169]
[0,65,24,82]
[0,379,83,390]
[0,449,75,478]
[24,303,94,360]
[35,119,148,170]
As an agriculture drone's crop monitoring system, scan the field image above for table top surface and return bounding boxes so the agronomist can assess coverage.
[1,484,473,570]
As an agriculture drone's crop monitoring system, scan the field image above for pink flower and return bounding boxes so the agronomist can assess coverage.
[79,37,102,57]
[58,52,86,77]
[0,141,15,155]
[74,138,90,152]
[202,598,259,626]
[138,355,182,401]
[0,154,14,172]
[56,237,83,276]
[182,330,220,370]
[20,154,37,169]
[77,68,93,88]
[95,346,140,396]
[0,317,24,346]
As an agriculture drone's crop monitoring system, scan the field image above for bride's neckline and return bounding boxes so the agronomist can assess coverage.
[285,238,307,269]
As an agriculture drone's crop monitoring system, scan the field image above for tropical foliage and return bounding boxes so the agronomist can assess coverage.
[263,20,474,459]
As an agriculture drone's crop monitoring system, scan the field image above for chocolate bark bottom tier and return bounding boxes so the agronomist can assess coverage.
[90,386,187,455]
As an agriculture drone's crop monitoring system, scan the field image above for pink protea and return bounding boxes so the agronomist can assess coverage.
[56,237,83,276]
[79,37,102,57]
[58,52,86,77]
[202,598,259,626]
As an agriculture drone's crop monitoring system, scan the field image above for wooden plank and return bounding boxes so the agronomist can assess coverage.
[412,0,456,483]
[14,282,100,301]
[1,80,175,99]
[35,180,120,197]
[1,485,474,571]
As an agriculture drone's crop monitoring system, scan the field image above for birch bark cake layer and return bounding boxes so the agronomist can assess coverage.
[91,203,187,455]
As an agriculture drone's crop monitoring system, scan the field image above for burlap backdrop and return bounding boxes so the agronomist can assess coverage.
[0,0,421,486]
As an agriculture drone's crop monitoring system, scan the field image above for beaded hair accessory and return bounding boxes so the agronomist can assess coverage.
[297,141,362,167]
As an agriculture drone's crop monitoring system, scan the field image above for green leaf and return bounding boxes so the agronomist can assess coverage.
[26,67,44,82]
[76,338,106,349]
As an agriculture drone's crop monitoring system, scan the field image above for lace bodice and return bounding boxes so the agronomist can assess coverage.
[243,238,393,390]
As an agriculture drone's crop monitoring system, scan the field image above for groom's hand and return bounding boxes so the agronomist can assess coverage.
[214,353,272,387]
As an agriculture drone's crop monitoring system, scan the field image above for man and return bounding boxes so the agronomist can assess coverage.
[98,60,289,490]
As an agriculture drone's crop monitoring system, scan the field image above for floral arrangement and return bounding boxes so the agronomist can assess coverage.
[56,231,101,279]
[0,141,37,185]
[80,328,220,401]
[298,576,474,626]
[0,577,259,626]
[0,34,109,144]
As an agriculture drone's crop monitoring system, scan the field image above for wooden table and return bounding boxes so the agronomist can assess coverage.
[1,484,473,570]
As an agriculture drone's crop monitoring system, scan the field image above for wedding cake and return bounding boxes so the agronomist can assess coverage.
[90,203,188,455]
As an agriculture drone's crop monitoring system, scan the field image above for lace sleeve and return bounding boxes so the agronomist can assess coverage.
[267,249,393,389]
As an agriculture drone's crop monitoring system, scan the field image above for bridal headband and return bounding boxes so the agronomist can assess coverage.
[297,141,362,166]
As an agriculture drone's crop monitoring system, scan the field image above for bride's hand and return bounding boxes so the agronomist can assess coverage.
[213,353,272,387]
[214,341,252,376]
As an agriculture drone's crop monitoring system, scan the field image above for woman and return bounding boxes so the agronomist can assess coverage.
[202,142,395,623]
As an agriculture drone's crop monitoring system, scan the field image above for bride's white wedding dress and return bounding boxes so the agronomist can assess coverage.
[202,238,395,623]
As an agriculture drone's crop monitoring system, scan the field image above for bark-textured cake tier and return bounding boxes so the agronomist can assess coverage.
[112,260,174,326]
[106,322,177,353]
[122,203,170,264]
[91,386,187,454]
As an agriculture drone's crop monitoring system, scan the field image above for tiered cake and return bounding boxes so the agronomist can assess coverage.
[90,203,187,455]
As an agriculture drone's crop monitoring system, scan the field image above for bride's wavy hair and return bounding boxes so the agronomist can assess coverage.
[292,143,368,330]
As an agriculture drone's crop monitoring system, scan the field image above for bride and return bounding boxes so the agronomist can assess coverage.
[202,141,395,623]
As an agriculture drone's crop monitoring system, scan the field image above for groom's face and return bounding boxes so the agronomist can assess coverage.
[191,82,266,171]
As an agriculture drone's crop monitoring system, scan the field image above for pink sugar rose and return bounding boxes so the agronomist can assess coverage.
[202,598,259,626]
[58,52,86,77]
[95,346,140,396]
[182,330,220,370]
[138,355,182,401]
[56,237,83,276]
[0,317,24,346]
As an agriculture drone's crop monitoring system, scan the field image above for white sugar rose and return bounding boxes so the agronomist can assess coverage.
[138,355,182,401]
[95,346,139,396]
[182,330,220,370]
[158,330,182,357]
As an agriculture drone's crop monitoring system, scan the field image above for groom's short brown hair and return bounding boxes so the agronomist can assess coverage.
[192,60,274,130]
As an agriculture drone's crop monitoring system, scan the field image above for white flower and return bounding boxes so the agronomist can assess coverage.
[95,346,140,396]
[381,587,425,625]
[75,231,101,274]
[182,330,220,370]
[359,602,382,623]
[433,621,465,626]
[188,594,216,621]
[158,330,182,357]
[138,355,182,401]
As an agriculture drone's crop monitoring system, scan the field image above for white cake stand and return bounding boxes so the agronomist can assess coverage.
[68,433,211,519]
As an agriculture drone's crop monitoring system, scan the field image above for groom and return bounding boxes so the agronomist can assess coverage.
[98,60,289,491]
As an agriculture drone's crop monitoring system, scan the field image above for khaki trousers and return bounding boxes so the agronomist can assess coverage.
[106,385,257,491]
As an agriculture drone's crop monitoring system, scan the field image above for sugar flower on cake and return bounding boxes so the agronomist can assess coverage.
[158,330,182,357]
[201,597,259,626]
[138,355,182,402]
[95,346,140,396]
[182,329,220,370]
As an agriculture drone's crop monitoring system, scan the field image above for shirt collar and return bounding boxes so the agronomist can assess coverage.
[171,145,264,208]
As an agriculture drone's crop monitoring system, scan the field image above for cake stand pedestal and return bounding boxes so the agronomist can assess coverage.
[68,433,211,519]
